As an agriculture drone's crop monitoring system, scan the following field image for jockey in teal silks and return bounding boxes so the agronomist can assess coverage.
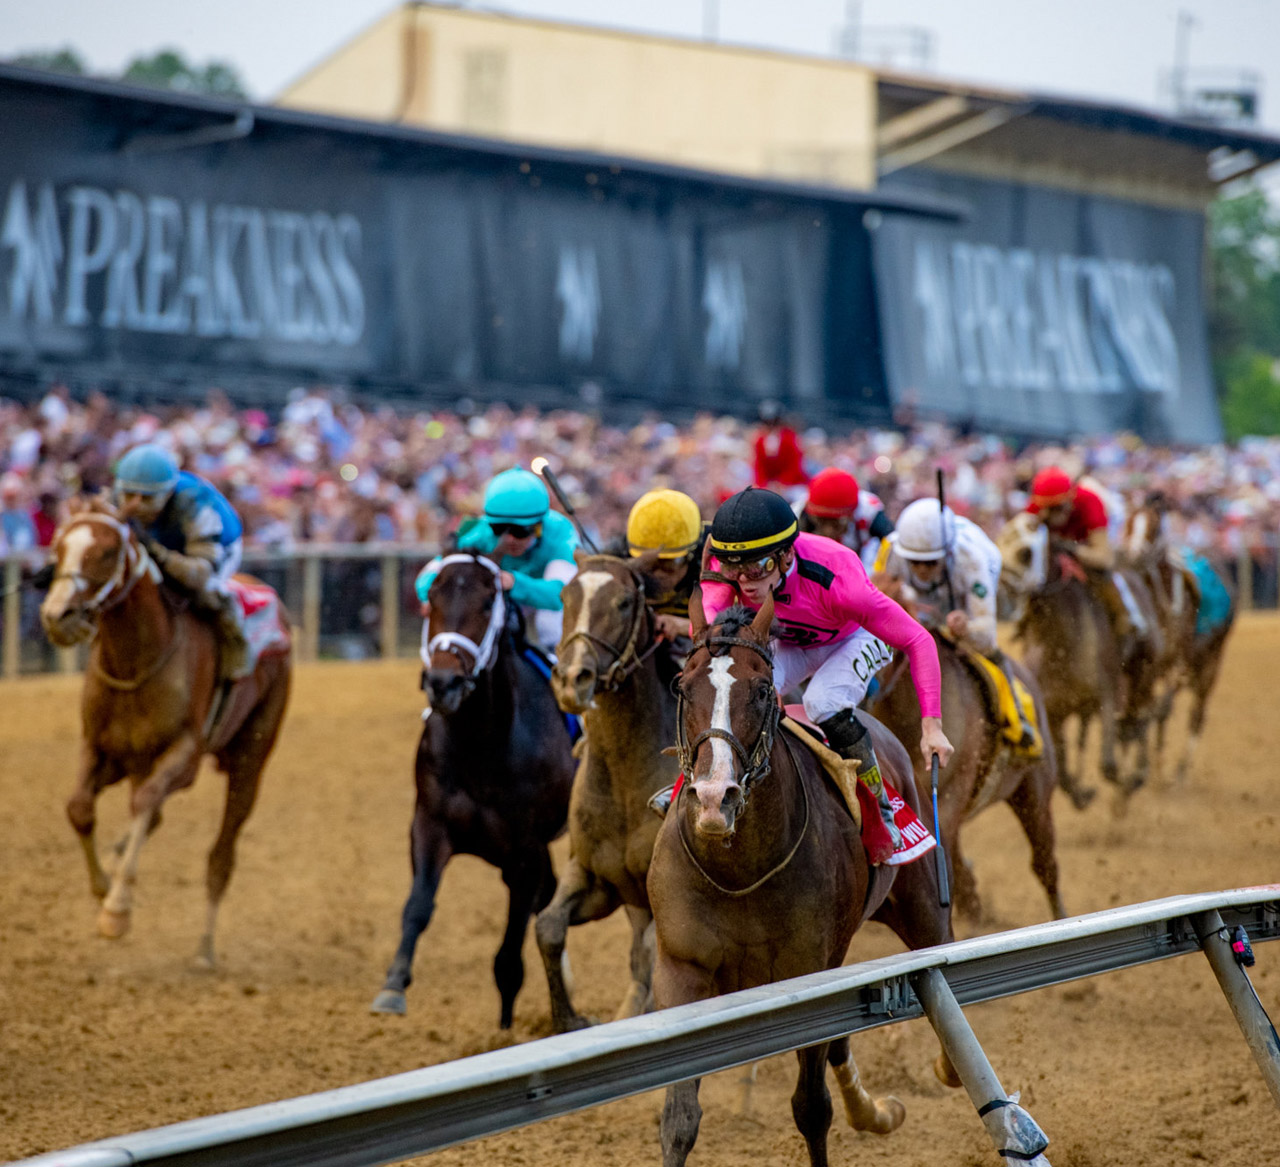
[114,443,250,680]
[416,467,579,650]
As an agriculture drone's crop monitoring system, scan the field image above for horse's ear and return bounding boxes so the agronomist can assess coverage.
[689,584,708,640]
[574,548,590,567]
[631,547,662,576]
[750,590,774,642]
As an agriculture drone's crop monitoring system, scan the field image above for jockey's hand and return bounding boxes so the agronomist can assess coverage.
[920,717,954,769]
[419,601,430,618]
[500,571,515,590]
[945,610,969,639]
[654,613,687,641]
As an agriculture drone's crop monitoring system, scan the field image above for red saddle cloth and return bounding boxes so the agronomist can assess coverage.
[227,578,291,668]
[671,704,936,867]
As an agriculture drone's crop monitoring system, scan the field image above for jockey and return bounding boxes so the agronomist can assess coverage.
[879,499,1038,751]
[700,486,953,858]
[1026,467,1151,656]
[624,489,709,642]
[797,467,894,570]
[416,467,577,650]
[114,443,249,681]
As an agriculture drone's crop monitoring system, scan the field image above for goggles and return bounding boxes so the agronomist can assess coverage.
[490,521,540,539]
[719,554,781,582]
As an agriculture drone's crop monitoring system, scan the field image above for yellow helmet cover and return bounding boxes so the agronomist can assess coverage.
[627,490,702,558]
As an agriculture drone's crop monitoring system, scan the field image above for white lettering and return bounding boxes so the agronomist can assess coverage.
[64,186,117,326]
[2,181,62,323]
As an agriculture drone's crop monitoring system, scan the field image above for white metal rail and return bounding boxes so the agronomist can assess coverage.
[15,886,1280,1167]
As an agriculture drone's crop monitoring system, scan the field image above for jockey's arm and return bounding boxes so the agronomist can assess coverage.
[1073,527,1115,572]
[951,540,999,654]
[507,561,572,610]
[149,538,216,591]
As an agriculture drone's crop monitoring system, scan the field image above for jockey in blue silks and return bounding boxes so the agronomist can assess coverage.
[416,467,578,650]
[114,443,249,680]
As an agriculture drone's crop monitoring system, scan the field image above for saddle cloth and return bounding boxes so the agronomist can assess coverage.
[516,641,583,744]
[953,645,1044,759]
[227,577,291,670]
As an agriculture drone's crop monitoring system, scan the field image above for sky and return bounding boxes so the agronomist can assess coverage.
[1,0,1278,134]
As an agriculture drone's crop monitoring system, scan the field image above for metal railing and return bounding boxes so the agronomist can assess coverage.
[3,541,1278,680]
[13,886,1280,1167]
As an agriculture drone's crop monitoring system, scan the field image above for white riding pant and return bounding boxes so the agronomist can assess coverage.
[772,627,893,725]
[532,558,576,651]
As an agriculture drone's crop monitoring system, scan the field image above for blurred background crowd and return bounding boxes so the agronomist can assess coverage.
[3,384,1278,564]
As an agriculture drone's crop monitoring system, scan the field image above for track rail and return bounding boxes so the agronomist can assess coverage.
[17,886,1280,1167]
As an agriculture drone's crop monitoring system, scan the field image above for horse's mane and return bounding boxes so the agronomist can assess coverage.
[74,493,120,519]
[709,604,758,640]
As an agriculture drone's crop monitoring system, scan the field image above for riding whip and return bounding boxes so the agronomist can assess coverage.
[936,468,957,613]
[931,752,950,908]
[531,457,599,553]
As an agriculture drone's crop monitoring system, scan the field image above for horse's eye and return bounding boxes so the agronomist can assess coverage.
[1018,547,1032,566]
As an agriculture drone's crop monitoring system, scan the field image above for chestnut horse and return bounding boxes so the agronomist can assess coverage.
[647,594,959,1167]
[371,553,575,1025]
[540,551,676,1032]
[1123,500,1236,781]
[867,625,1065,922]
[39,499,292,966]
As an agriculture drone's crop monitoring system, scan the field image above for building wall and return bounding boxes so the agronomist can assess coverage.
[278,5,878,189]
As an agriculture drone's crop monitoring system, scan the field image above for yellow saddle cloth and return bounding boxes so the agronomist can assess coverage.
[956,646,1044,759]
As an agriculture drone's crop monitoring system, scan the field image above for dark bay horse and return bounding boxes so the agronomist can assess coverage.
[38,499,292,967]
[647,593,959,1167]
[371,553,575,1025]
[867,623,1065,921]
[540,551,677,1032]
[1123,500,1236,782]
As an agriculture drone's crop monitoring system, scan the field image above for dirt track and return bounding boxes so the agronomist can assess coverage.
[1,617,1278,1166]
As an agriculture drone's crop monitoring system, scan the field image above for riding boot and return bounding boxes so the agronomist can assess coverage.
[818,709,901,858]
[992,648,1038,750]
[211,591,251,681]
[648,783,677,817]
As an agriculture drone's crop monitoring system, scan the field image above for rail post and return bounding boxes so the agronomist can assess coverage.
[1192,910,1280,1106]
[3,559,19,678]
[58,646,79,673]
[910,966,1052,1165]
[301,555,321,662]
[381,554,400,660]
[1236,547,1253,612]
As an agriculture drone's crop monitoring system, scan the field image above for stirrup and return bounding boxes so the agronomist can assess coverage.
[648,784,677,817]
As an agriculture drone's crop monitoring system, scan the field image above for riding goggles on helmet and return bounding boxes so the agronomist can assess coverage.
[718,554,781,582]
[490,521,540,539]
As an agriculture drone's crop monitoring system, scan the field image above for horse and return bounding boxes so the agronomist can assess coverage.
[1123,501,1236,782]
[38,498,292,967]
[867,619,1065,922]
[647,592,960,1167]
[370,552,575,1026]
[539,551,677,1032]
[997,513,1152,806]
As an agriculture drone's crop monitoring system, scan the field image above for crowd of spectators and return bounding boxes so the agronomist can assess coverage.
[2,384,1279,569]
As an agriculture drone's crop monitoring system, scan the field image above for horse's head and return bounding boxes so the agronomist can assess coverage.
[1122,499,1165,567]
[40,499,154,647]
[996,512,1048,600]
[421,554,505,714]
[675,588,776,838]
[552,549,659,712]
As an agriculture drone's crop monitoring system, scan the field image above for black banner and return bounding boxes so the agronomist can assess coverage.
[873,169,1221,443]
[0,72,891,423]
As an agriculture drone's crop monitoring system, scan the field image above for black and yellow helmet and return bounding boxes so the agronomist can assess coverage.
[709,487,799,563]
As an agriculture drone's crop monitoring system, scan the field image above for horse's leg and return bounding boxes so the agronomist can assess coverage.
[790,1042,836,1167]
[493,847,553,1029]
[371,812,452,1016]
[66,743,114,900]
[99,733,201,939]
[1008,765,1065,920]
[1098,692,1120,788]
[1177,640,1226,783]
[1052,714,1094,810]
[534,857,620,1033]
[949,832,982,924]
[827,1035,905,1136]
[655,951,714,1167]
[615,905,655,1021]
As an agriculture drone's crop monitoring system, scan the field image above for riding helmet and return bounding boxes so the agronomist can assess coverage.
[114,444,180,498]
[894,499,956,561]
[805,468,860,518]
[482,467,550,525]
[709,487,799,562]
[627,490,702,558]
[1030,467,1074,507]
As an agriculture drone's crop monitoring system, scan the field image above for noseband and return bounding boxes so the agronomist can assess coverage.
[675,633,780,797]
[420,555,507,698]
[559,563,659,691]
[51,514,156,616]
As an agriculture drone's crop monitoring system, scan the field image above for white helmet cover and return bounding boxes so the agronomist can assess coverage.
[895,498,956,562]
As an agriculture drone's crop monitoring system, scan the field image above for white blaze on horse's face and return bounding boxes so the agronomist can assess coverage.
[692,656,741,837]
[1127,510,1149,561]
[552,570,613,711]
[41,525,96,627]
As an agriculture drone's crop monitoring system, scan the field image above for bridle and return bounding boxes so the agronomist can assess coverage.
[51,513,158,618]
[420,554,507,698]
[558,561,660,691]
[674,632,780,799]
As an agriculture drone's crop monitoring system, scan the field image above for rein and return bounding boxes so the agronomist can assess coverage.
[91,618,186,691]
[420,554,507,693]
[559,562,659,691]
[676,728,809,896]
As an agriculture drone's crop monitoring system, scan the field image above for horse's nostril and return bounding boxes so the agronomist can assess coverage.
[572,667,594,688]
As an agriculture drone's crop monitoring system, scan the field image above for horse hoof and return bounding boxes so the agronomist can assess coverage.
[370,990,407,1016]
[557,1013,596,1033]
[934,1053,963,1089]
[192,938,217,973]
[864,1095,907,1135]
[1070,786,1097,811]
[97,908,131,939]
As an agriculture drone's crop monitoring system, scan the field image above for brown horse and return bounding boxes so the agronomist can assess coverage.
[38,499,292,966]
[867,625,1064,922]
[647,593,959,1167]
[1123,500,1236,781]
[370,553,575,1026]
[540,551,676,1032]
